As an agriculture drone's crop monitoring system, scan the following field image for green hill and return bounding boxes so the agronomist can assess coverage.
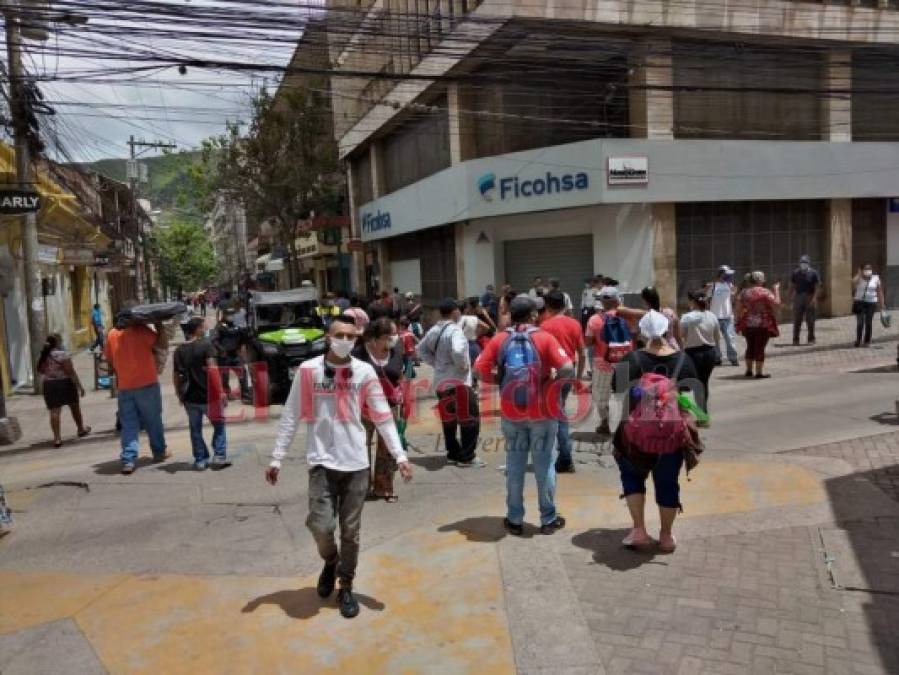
[77,151,205,226]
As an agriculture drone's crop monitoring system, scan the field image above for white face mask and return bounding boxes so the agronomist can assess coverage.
[330,337,355,359]
[387,335,399,349]
[863,270,873,279]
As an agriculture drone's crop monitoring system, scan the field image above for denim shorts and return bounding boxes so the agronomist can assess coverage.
[615,451,684,509]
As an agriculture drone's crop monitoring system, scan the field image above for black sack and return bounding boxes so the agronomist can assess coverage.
[126,302,187,324]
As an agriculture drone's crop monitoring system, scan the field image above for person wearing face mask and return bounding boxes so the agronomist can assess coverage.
[705,265,739,366]
[852,264,886,348]
[353,317,406,501]
[789,255,821,346]
[266,315,413,619]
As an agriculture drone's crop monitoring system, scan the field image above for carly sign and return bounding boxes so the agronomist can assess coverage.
[607,156,648,186]
[0,190,41,215]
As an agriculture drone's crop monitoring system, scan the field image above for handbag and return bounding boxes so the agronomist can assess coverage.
[881,311,892,329]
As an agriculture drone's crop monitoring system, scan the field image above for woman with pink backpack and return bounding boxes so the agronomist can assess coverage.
[611,311,701,553]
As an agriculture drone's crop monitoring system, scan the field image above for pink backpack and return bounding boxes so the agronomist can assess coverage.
[622,352,691,455]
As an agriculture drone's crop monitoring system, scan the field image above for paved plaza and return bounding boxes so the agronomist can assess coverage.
[1,316,898,674]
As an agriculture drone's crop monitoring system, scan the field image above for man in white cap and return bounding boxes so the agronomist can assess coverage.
[585,286,635,438]
[705,264,739,366]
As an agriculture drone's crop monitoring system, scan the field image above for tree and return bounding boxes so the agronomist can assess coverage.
[188,86,342,287]
[148,221,217,298]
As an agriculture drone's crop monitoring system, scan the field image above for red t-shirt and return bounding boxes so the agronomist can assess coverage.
[540,314,584,362]
[475,325,572,420]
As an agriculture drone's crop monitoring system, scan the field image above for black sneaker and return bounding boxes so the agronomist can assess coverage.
[337,587,360,619]
[540,516,566,535]
[316,560,337,598]
[555,463,576,474]
[503,518,523,536]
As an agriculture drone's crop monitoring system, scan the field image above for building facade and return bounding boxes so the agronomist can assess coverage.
[205,192,250,290]
[329,0,899,311]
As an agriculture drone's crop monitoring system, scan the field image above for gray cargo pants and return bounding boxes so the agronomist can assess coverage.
[306,465,370,587]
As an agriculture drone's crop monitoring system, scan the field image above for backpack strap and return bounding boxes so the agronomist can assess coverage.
[671,350,687,382]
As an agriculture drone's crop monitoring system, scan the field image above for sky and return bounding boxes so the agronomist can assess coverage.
[12,0,309,163]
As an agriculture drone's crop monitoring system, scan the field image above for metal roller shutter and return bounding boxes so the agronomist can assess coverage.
[503,235,594,311]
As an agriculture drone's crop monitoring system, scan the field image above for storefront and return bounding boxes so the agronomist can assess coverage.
[358,136,899,314]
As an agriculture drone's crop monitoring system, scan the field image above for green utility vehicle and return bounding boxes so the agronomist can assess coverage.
[246,287,327,404]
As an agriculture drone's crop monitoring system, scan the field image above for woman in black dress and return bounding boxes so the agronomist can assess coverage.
[37,334,91,448]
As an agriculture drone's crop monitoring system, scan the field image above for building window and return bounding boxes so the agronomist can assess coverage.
[468,52,630,158]
[853,50,899,141]
[382,95,450,193]
[676,201,826,308]
[674,41,822,140]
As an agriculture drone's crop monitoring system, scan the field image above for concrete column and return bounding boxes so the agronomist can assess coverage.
[825,198,852,317]
[454,221,466,298]
[345,164,364,294]
[822,50,851,142]
[447,83,476,164]
[370,142,385,198]
[377,241,390,293]
[651,202,677,308]
[629,38,674,139]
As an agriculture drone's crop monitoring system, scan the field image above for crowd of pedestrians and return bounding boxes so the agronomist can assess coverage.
[6,260,891,608]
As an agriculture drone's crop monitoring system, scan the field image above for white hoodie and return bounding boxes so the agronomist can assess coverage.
[270,355,407,471]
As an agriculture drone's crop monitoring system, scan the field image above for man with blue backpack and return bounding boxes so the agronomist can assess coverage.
[585,286,635,439]
[475,295,574,536]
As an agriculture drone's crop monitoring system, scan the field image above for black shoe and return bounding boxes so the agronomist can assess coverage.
[316,560,337,598]
[808,340,816,345]
[744,370,754,377]
[595,423,611,439]
[503,518,523,536]
[540,516,566,535]
[792,340,799,346]
[555,463,576,474]
[337,587,360,618]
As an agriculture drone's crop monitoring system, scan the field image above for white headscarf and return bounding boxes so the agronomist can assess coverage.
[639,310,669,341]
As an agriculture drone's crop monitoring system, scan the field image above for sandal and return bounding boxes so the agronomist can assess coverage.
[659,533,677,553]
[77,427,92,438]
[622,528,655,548]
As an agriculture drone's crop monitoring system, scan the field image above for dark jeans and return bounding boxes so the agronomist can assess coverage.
[218,354,248,398]
[306,466,369,587]
[555,382,574,469]
[856,301,877,344]
[686,345,717,413]
[437,385,480,463]
[90,326,105,351]
[792,294,816,343]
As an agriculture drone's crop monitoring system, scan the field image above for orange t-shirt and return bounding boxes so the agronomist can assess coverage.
[104,325,159,390]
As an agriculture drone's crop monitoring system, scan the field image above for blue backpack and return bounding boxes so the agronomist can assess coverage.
[497,327,542,409]
[600,312,634,363]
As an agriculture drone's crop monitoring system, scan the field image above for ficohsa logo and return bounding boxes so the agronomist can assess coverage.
[477,173,496,201]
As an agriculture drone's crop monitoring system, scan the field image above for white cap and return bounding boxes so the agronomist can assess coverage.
[639,310,669,340]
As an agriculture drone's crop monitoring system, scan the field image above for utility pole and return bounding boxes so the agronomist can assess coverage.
[5,6,45,394]
[127,137,175,302]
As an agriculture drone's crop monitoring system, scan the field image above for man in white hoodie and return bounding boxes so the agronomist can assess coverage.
[266,315,413,619]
